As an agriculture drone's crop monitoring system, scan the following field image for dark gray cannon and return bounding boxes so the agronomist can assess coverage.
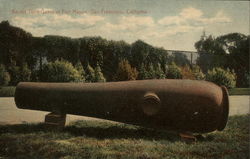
[14,79,229,133]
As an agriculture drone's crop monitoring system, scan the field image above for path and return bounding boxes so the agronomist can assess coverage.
[0,96,249,125]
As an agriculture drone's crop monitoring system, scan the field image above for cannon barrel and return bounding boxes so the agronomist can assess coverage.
[14,79,229,133]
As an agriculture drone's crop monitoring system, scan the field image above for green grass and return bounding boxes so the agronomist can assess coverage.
[0,115,249,159]
[228,88,250,95]
[0,86,15,97]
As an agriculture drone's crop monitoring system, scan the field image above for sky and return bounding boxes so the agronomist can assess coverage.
[0,0,249,51]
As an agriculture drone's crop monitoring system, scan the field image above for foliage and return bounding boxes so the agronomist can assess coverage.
[242,71,250,87]
[206,67,236,88]
[154,63,166,79]
[0,21,32,67]
[138,64,150,80]
[0,115,249,158]
[224,34,249,87]
[115,60,138,81]
[74,62,86,81]
[192,65,205,80]
[40,60,84,82]
[43,35,80,65]
[8,64,31,85]
[129,40,152,69]
[93,65,106,82]
[166,62,182,79]
[138,63,165,80]
[181,65,195,80]
[85,64,95,82]
[196,53,226,73]
[129,40,169,73]
[172,52,190,66]
[101,40,130,81]
[0,21,249,85]
[146,64,156,79]
[195,32,249,87]
[0,86,15,97]
[0,64,10,86]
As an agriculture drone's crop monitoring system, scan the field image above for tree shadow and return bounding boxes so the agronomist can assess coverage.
[64,124,180,141]
[0,120,215,142]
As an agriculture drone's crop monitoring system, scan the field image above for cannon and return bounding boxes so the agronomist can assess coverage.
[14,79,229,133]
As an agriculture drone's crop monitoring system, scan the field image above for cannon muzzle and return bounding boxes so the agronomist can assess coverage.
[14,79,229,133]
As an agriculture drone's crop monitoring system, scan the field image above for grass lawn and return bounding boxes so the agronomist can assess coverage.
[0,115,249,159]
[0,86,16,97]
[228,88,250,96]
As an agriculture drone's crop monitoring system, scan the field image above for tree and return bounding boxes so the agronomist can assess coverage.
[172,52,190,67]
[8,63,31,85]
[0,65,10,86]
[93,65,106,82]
[138,63,150,80]
[75,62,86,81]
[218,33,249,87]
[146,63,156,79]
[103,40,131,81]
[130,40,152,69]
[40,60,84,82]
[85,64,95,82]
[195,32,249,87]
[242,71,250,87]
[43,35,80,65]
[195,35,227,72]
[205,67,236,88]
[154,63,166,79]
[115,60,138,81]
[0,21,32,67]
[166,62,182,79]
[79,37,108,70]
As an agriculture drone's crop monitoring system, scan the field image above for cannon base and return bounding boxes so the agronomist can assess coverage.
[180,133,207,143]
[180,132,197,142]
[44,112,66,128]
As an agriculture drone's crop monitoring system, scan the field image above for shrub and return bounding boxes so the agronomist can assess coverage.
[241,71,250,87]
[146,64,156,79]
[75,62,86,81]
[115,60,138,81]
[154,63,166,79]
[138,63,165,80]
[0,86,15,97]
[206,67,236,88]
[138,64,150,80]
[0,65,10,86]
[93,65,106,82]
[20,64,31,82]
[166,62,182,79]
[181,65,195,80]
[8,64,31,85]
[41,60,84,82]
[192,65,205,80]
[85,64,95,82]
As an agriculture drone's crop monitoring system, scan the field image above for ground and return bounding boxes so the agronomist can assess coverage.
[0,95,249,159]
[0,115,249,159]
[0,96,249,124]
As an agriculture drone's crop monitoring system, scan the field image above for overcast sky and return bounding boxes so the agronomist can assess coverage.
[0,0,249,51]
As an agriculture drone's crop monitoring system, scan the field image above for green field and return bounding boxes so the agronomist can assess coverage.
[0,115,249,159]
[228,88,250,95]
